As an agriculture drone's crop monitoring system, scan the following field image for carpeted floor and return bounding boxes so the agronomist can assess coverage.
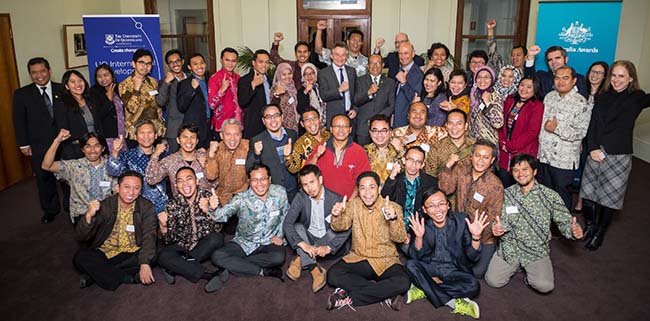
[1,159,649,321]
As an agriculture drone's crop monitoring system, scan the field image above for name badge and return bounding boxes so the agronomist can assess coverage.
[99,181,111,187]
[404,134,417,144]
[555,113,564,120]
[288,97,295,105]
[421,143,430,153]
[269,210,280,217]
[125,224,135,232]
[196,172,205,180]
[478,102,486,111]
[386,162,394,171]
[148,90,158,96]
[506,206,519,214]
[235,158,246,165]
[473,192,484,203]
[325,214,331,224]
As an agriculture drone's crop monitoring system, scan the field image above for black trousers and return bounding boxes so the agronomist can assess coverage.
[406,260,479,308]
[327,260,410,306]
[73,248,141,291]
[211,242,285,277]
[537,162,575,210]
[158,232,224,283]
[30,154,60,216]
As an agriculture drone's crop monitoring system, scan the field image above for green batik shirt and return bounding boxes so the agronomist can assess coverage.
[497,182,574,266]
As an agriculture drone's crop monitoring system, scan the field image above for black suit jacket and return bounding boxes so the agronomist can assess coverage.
[245,129,298,187]
[12,82,63,157]
[53,97,104,160]
[317,64,356,127]
[383,52,425,79]
[177,77,211,149]
[238,70,271,139]
[90,84,122,139]
[283,188,350,252]
[354,74,396,137]
[381,171,438,218]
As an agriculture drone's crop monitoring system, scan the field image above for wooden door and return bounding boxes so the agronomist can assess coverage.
[0,14,31,190]
[298,18,371,57]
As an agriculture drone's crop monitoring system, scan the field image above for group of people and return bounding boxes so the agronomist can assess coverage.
[11,17,650,318]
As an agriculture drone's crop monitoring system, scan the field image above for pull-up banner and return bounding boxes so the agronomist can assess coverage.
[83,15,163,84]
[534,1,622,75]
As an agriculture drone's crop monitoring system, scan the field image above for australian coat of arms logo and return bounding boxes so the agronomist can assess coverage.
[558,21,593,45]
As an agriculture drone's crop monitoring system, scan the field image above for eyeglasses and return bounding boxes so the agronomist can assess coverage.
[136,61,153,67]
[405,157,424,165]
[476,75,492,80]
[370,128,389,134]
[250,177,269,184]
[263,113,282,120]
[470,60,485,66]
[425,202,448,210]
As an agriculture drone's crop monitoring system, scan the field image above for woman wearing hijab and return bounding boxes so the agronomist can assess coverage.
[493,65,522,102]
[271,62,300,132]
[469,65,504,146]
[297,63,326,129]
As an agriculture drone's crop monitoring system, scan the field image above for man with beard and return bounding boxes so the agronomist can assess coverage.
[156,49,187,152]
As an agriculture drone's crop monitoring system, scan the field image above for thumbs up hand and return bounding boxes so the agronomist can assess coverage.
[283,138,292,158]
[208,188,220,210]
[382,195,397,221]
[571,217,583,239]
[492,215,505,236]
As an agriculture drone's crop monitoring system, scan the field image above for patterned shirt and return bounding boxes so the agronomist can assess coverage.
[286,130,331,174]
[364,143,401,184]
[498,182,574,266]
[424,136,475,177]
[392,125,447,152]
[145,150,215,196]
[55,157,116,221]
[99,203,139,258]
[538,90,591,170]
[331,196,407,276]
[106,147,169,214]
[209,184,288,255]
[204,140,250,204]
[165,190,222,251]
[470,91,504,146]
[320,49,368,76]
[438,163,504,244]
[452,95,471,116]
[118,75,165,140]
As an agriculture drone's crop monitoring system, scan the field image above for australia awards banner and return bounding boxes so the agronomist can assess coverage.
[534,1,622,75]
[83,15,163,84]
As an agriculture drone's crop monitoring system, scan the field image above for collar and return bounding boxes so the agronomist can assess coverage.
[326,135,353,151]
[401,61,415,72]
[268,127,287,141]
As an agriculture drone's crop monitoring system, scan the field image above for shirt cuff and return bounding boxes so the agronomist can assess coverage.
[525,59,535,67]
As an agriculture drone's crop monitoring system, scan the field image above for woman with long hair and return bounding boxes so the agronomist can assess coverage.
[90,64,125,153]
[419,68,448,126]
[581,60,650,251]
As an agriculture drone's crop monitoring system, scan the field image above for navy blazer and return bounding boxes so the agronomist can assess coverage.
[238,70,271,139]
[245,129,298,188]
[317,64,357,127]
[383,52,425,79]
[12,82,63,156]
[283,187,350,252]
[393,65,424,127]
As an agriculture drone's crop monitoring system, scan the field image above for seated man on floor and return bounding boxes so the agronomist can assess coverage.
[404,187,488,319]
[326,171,410,311]
[72,170,157,291]
[283,164,350,293]
[485,154,583,293]
[157,167,225,292]
[208,163,288,290]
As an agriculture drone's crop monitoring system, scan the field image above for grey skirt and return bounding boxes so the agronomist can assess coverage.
[580,153,632,210]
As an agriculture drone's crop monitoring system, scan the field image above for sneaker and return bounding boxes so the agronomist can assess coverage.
[452,298,480,319]
[162,269,176,285]
[405,284,426,304]
[286,256,302,281]
[382,295,402,311]
[327,288,356,311]
[310,264,327,293]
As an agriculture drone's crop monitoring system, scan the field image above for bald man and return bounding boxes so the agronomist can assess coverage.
[393,42,424,128]
[373,33,425,79]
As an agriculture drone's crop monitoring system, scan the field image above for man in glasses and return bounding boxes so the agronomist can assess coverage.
[353,54,395,146]
[285,108,331,174]
[364,114,400,184]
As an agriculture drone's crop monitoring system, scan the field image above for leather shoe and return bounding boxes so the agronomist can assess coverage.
[286,256,301,281]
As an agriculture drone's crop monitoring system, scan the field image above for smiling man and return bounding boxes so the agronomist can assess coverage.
[177,53,212,149]
[156,49,187,153]
[285,108,331,174]
[270,32,311,88]
[524,45,588,98]
[209,47,242,138]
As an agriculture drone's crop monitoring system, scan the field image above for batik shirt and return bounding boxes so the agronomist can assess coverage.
[118,75,165,139]
[106,147,169,214]
[145,150,215,196]
[498,182,574,266]
[364,143,401,184]
[319,49,368,76]
[209,184,289,255]
[204,140,250,204]
[99,203,138,259]
[55,157,116,221]
[286,130,331,174]
[424,136,475,177]
[165,190,222,251]
[392,125,447,153]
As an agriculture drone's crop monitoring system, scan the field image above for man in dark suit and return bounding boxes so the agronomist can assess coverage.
[238,49,272,139]
[394,42,424,128]
[177,53,211,149]
[523,45,588,98]
[354,54,396,145]
[372,32,425,79]
[317,42,357,128]
[12,57,62,223]
[283,164,350,293]
[246,104,298,201]
[156,49,187,153]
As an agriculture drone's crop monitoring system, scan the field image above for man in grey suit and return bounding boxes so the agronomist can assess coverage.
[156,49,187,153]
[317,42,358,128]
[246,104,298,201]
[393,42,424,128]
[283,164,350,293]
[354,54,395,146]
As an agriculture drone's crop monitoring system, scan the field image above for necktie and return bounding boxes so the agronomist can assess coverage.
[263,75,271,104]
[41,86,53,118]
[373,76,378,85]
[339,68,347,110]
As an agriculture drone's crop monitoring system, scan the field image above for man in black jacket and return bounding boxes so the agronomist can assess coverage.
[283,164,350,293]
[238,49,272,138]
[12,57,63,223]
[72,170,157,291]
[156,49,187,153]
[177,53,211,149]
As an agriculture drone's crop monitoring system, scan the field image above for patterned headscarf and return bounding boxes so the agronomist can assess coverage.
[493,65,522,98]
[272,62,298,98]
[470,65,496,112]
[301,63,327,127]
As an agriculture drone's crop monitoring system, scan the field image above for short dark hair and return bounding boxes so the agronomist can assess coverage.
[253,49,271,61]
[472,139,498,160]
[175,166,196,179]
[421,68,446,97]
[405,146,426,158]
[368,114,391,129]
[133,49,153,62]
[427,43,450,60]
[220,47,238,59]
[79,132,108,156]
[247,163,271,179]
[555,65,576,79]
[510,153,538,172]
[301,107,320,119]
[408,101,427,113]
[331,114,351,127]
[298,164,321,179]
[294,41,310,53]
[135,119,156,135]
[545,45,567,59]
[449,69,467,83]
[118,170,143,185]
[356,171,380,187]
[421,186,447,205]
[511,45,527,56]
[187,53,206,63]
[467,50,488,71]
[333,41,348,51]
[514,75,543,102]
[447,109,468,123]
[262,103,282,117]
[27,57,50,72]
[177,123,199,137]
[347,30,364,41]
[165,49,183,64]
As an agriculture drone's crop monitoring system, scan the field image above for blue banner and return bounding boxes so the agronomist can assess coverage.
[535,1,622,75]
[83,15,163,84]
